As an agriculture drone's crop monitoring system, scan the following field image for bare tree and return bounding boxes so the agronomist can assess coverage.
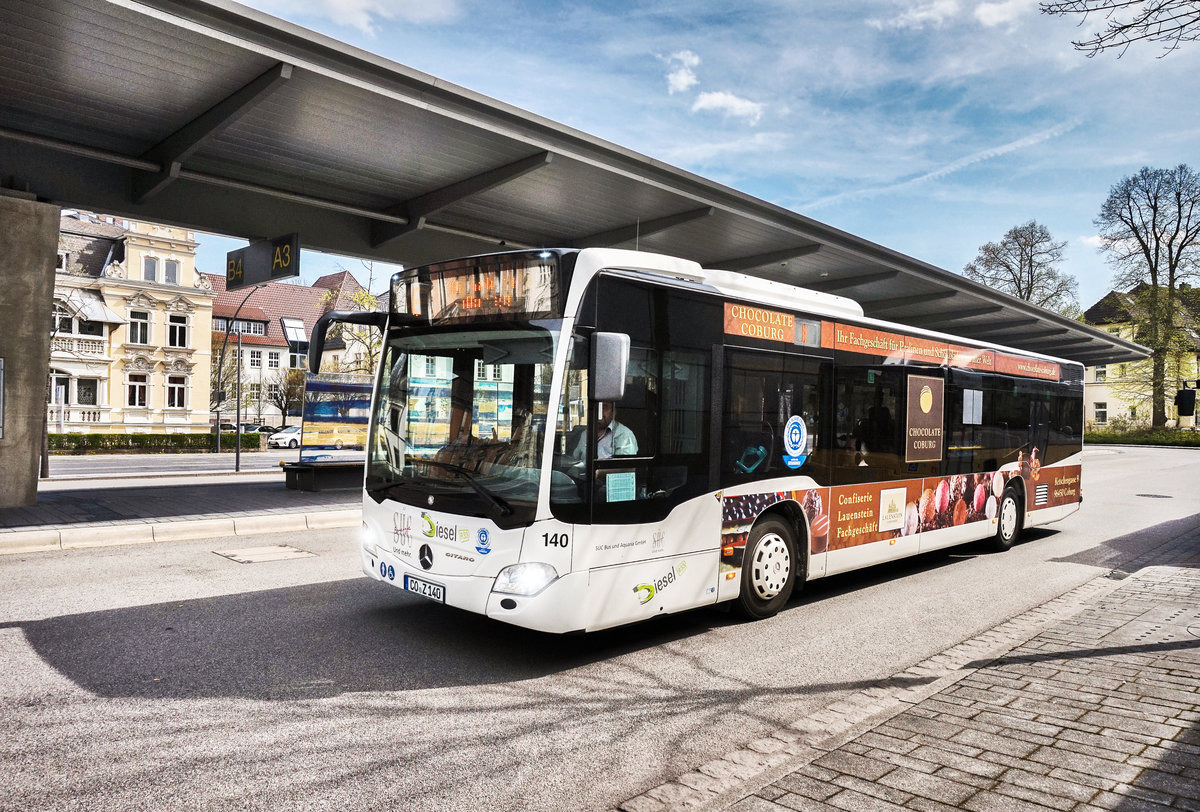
[1040,1,1200,57]
[209,330,241,413]
[963,221,1079,316]
[265,367,305,427]
[318,286,383,375]
[1095,164,1200,425]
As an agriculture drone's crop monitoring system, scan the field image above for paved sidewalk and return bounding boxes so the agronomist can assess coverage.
[620,540,1200,812]
[0,470,361,555]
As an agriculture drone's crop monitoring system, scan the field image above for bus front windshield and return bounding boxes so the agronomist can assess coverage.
[366,323,560,527]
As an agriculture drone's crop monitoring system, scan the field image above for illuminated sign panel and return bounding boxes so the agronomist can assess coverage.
[724,303,793,342]
[394,252,559,323]
[723,305,822,347]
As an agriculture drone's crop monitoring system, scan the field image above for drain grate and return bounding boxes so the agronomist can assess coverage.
[213,545,316,563]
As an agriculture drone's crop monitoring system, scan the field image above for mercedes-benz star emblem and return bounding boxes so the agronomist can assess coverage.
[418,544,434,570]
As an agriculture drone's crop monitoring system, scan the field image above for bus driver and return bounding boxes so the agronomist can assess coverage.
[572,401,638,460]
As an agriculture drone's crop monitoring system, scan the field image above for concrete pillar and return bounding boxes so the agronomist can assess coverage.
[0,194,59,507]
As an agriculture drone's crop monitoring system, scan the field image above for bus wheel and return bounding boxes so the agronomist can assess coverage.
[990,486,1023,552]
[736,518,797,620]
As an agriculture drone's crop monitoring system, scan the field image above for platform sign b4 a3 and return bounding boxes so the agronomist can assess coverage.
[906,375,944,464]
[226,233,299,291]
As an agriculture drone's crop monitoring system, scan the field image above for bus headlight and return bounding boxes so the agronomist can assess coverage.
[493,562,559,596]
[360,522,377,557]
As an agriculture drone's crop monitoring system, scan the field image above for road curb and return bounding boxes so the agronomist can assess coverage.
[306,509,360,530]
[0,508,362,555]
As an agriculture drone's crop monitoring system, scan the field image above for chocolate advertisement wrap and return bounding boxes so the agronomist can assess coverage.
[719,464,1079,568]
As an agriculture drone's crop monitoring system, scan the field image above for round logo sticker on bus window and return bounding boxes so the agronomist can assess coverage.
[782,415,808,469]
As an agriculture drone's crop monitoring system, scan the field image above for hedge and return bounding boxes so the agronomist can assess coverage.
[1085,428,1200,447]
[49,432,263,453]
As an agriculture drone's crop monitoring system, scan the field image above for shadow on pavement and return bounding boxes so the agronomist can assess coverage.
[3,570,958,703]
[1051,512,1200,572]
[2,579,742,700]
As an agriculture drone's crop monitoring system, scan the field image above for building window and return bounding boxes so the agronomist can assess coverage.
[267,383,281,400]
[1129,406,1137,420]
[129,311,149,344]
[128,374,148,407]
[1117,364,1127,377]
[425,356,436,377]
[246,382,261,402]
[268,351,280,369]
[48,374,69,404]
[168,314,188,348]
[249,350,262,368]
[143,257,158,282]
[56,252,69,272]
[1094,365,1107,382]
[167,375,186,408]
[1094,402,1107,425]
[223,320,266,335]
[475,359,486,379]
[289,351,306,370]
[165,259,180,285]
[492,365,502,381]
[77,378,98,406]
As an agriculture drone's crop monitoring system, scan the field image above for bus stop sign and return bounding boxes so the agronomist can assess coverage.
[226,233,299,290]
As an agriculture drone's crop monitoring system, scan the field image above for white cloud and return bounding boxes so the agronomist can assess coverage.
[804,119,1080,209]
[663,131,790,164]
[663,50,701,94]
[1078,234,1105,249]
[250,0,463,34]
[866,0,961,31]
[974,0,1031,27]
[692,91,766,125]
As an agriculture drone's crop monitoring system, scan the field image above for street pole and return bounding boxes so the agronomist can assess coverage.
[236,328,242,472]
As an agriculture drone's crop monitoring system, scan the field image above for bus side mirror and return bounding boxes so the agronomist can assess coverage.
[308,310,389,372]
[591,332,629,402]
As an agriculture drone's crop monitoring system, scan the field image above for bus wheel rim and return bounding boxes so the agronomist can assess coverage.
[751,533,791,599]
[1000,497,1018,539]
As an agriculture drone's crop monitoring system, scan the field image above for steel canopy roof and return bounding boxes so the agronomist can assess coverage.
[0,0,1147,365]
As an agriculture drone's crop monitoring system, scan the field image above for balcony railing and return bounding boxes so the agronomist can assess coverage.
[46,406,109,426]
[51,336,107,356]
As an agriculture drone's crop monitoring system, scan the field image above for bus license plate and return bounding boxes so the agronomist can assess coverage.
[404,574,445,604]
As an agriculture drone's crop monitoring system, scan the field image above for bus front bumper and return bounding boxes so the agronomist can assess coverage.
[361,546,588,633]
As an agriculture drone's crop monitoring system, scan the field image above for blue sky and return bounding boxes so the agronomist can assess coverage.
[194,0,1200,309]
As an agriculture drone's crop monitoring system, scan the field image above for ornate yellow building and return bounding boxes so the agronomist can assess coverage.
[50,212,214,434]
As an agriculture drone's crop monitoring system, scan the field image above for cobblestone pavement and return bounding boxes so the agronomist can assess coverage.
[620,532,1200,812]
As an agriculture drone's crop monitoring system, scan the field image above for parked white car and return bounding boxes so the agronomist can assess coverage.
[267,426,302,448]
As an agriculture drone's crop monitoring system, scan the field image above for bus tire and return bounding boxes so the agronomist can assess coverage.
[735,517,797,620]
[990,486,1023,552]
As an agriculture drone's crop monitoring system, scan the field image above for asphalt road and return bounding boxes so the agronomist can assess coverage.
[2,446,1197,811]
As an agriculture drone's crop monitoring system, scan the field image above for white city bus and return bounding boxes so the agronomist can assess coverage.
[310,248,1083,633]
